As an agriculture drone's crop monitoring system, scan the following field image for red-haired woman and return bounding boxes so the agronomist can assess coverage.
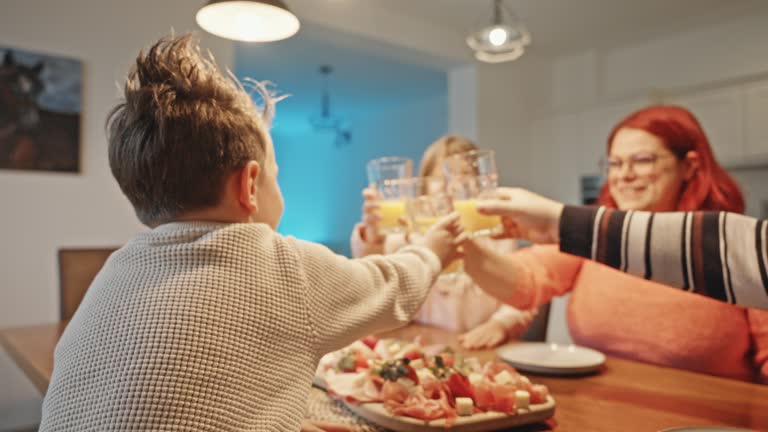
[597,105,744,213]
[463,105,768,383]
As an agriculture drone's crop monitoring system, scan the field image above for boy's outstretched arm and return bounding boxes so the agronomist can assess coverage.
[289,213,464,357]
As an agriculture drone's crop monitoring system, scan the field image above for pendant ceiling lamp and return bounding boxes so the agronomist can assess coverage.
[196,0,300,42]
[466,0,531,63]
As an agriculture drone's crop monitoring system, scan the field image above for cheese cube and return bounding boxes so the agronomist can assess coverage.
[455,397,474,416]
[409,358,425,370]
[515,390,530,410]
[494,370,514,385]
[468,373,484,386]
[416,368,435,382]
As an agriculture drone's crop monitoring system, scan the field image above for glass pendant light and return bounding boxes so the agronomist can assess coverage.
[466,0,531,63]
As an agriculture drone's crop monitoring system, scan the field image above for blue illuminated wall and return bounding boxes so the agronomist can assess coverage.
[234,31,448,255]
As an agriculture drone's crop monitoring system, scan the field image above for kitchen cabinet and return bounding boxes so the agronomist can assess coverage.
[668,86,745,167]
[745,80,768,163]
[663,77,768,168]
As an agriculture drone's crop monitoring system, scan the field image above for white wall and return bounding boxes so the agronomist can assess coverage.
[0,0,233,428]
[448,65,477,140]
[476,52,649,204]
[468,9,768,343]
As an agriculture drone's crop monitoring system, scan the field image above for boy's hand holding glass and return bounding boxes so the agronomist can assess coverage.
[411,212,467,270]
[403,177,462,276]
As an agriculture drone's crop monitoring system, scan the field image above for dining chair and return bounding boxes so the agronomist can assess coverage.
[57,247,118,320]
[521,302,550,342]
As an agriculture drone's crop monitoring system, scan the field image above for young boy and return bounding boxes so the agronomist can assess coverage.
[39,34,463,431]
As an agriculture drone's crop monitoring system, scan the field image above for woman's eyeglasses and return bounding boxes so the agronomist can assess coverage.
[599,153,674,176]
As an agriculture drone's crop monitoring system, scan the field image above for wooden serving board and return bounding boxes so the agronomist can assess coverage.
[343,395,556,432]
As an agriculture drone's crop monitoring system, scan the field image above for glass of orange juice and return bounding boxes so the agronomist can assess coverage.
[405,177,451,234]
[443,149,502,237]
[367,157,413,234]
[377,197,407,234]
[404,177,462,278]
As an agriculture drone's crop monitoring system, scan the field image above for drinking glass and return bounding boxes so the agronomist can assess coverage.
[403,176,462,279]
[443,149,502,237]
[366,157,413,234]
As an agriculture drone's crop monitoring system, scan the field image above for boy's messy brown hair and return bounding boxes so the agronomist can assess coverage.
[106,33,276,226]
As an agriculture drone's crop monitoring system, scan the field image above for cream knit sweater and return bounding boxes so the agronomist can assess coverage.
[39,222,440,431]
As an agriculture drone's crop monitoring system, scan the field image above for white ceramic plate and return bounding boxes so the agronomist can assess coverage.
[657,427,756,432]
[496,342,606,375]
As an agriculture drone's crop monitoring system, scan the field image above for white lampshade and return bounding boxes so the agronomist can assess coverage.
[466,0,531,64]
[196,0,300,42]
[473,46,526,64]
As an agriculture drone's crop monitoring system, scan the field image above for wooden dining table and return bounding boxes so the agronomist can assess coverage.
[2,321,767,431]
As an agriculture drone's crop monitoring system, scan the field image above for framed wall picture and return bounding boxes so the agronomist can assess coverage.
[0,47,81,173]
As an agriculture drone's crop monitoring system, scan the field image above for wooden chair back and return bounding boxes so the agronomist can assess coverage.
[58,247,118,320]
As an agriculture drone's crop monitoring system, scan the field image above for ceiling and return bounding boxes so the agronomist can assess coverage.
[289,0,768,62]
[375,0,768,52]
[234,0,768,135]
[234,23,447,132]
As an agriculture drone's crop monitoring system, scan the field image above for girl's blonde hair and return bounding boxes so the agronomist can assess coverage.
[418,135,478,177]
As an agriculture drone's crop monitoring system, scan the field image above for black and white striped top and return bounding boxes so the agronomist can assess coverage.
[560,206,768,310]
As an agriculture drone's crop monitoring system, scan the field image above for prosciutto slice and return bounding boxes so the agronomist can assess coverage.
[324,370,381,403]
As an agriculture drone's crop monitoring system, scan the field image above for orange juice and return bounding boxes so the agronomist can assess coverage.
[453,199,501,236]
[378,200,406,233]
